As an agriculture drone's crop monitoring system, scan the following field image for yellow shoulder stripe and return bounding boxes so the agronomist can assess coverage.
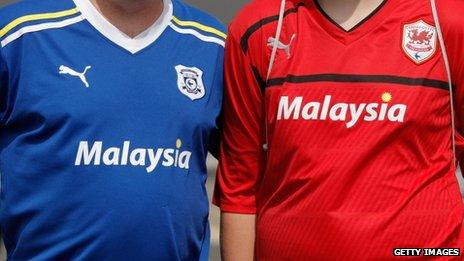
[172,16,226,40]
[0,7,80,38]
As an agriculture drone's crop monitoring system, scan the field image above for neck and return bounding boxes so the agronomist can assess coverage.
[91,0,164,38]
[317,0,385,31]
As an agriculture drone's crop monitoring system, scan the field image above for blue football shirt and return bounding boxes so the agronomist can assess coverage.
[0,0,225,259]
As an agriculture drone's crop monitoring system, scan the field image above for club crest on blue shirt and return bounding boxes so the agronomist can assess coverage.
[402,20,437,64]
[175,65,205,101]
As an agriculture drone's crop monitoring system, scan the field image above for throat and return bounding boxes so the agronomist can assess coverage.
[91,0,164,38]
[316,0,386,32]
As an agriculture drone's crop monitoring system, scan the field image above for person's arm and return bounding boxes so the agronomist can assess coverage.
[220,213,256,261]
[437,1,464,169]
[453,54,464,171]
[0,45,7,125]
[208,127,220,159]
[208,44,225,160]
[213,23,265,261]
[0,40,8,261]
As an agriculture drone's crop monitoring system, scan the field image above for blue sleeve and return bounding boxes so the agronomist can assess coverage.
[208,46,224,159]
[198,220,211,261]
[0,47,8,124]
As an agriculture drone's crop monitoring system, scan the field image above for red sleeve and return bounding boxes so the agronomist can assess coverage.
[452,44,464,168]
[213,25,266,214]
[438,0,464,166]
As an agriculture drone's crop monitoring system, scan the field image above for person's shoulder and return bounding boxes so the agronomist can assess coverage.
[229,0,279,36]
[0,0,79,47]
[0,0,78,28]
[228,0,302,39]
[171,0,226,43]
[435,0,464,29]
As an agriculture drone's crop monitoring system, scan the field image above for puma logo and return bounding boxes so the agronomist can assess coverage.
[267,34,296,58]
[59,65,92,88]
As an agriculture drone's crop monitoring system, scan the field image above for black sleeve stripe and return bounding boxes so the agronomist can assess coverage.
[267,74,450,91]
[251,64,266,93]
[240,2,305,54]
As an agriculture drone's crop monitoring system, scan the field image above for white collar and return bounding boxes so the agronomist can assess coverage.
[73,0,173,54]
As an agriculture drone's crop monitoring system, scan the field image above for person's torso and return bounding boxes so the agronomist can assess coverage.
[239,0,464,259]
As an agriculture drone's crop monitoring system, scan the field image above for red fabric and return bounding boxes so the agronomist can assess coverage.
[214,0,464,259]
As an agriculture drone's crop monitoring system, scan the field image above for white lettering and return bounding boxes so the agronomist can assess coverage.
[277,96,302,120]
[276,95,407,128]
[75,141,102,165]
[75,141,192,174]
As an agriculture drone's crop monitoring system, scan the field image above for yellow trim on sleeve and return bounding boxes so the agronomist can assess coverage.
[0,7,80,38]
[172,16,226,40]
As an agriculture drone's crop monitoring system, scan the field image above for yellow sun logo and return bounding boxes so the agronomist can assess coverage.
[381,92,392,103]
[176,139,182,149]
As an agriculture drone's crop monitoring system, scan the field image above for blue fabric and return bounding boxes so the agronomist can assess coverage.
[0,0,224,260]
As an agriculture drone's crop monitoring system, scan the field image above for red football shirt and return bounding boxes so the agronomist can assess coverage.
[215,0,464,259]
